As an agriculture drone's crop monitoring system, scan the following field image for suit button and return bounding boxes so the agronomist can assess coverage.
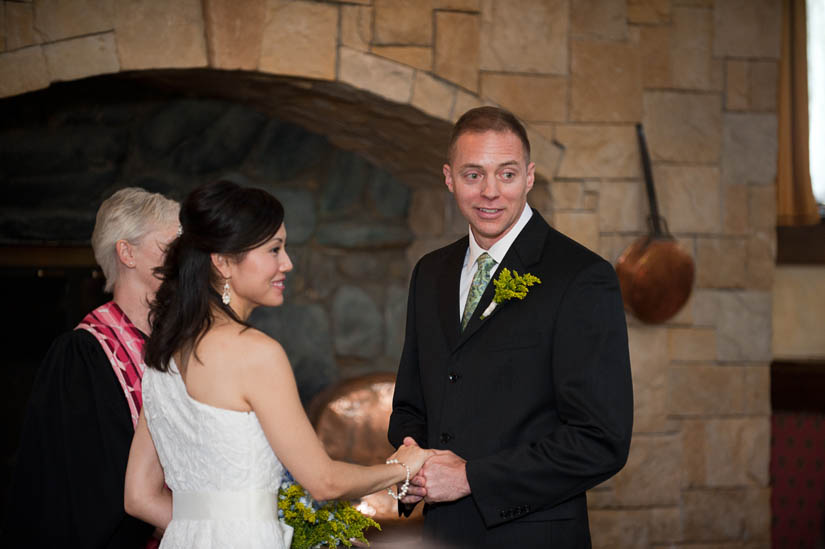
[499,510,506,518]
[440,432,453,444]
[448,373,458,383]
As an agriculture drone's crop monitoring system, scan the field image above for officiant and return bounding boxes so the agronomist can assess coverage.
[1,188,179,548]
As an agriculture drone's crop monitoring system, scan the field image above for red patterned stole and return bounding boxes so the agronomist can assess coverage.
[76,301,146,428]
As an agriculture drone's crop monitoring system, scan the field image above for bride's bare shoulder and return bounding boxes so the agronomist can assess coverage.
[235,327,289,366]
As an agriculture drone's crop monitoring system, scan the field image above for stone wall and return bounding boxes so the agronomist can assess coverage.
[0,92,414,404]
[0,1,780,547]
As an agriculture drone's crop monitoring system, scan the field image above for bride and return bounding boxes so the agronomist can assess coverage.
[124,181,431,548]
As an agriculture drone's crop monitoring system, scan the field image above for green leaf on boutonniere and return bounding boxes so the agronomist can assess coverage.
[492,268,541,304]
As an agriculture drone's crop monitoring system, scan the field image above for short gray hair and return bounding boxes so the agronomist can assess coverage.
[91,187,180,292]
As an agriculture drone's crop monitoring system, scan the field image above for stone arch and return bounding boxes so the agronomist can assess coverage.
[0,0,562,189]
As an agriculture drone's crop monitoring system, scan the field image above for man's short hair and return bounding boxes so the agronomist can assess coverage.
[447,106,531,164]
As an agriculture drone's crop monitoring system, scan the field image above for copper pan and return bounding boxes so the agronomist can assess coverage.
[615,124,694,324]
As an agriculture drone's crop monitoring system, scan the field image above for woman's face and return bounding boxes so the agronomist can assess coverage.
[225,224,292,317]
[132,221,180,295]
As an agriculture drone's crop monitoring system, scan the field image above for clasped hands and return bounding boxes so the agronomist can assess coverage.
[388,436,471,505]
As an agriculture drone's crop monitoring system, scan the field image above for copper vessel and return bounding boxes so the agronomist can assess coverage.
[615,125,695,324]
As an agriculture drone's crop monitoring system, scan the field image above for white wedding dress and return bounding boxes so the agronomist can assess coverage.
[142,361,294,549]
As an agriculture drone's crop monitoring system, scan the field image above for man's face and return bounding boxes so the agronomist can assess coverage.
[443,130,535,250]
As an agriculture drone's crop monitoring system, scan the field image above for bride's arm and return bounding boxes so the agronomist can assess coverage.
[243,333,431,502]
[124,410,172,529]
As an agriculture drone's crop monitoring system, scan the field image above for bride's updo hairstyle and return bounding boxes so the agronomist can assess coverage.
[145,180,284,372]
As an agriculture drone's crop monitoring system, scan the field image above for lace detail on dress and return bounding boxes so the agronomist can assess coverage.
[142,362,292,549]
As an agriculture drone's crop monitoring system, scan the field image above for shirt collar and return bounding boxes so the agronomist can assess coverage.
[467,204,533,267]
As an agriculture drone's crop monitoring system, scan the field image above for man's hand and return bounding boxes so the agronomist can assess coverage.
[418,449,470,503]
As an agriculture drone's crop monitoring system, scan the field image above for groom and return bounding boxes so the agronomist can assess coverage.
[388,107,634,547]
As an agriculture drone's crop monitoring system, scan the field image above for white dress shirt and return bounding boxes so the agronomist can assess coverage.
[458,205,534,320]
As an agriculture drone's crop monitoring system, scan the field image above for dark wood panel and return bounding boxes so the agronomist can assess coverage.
[777,222,825,264]
[771,361,825,412]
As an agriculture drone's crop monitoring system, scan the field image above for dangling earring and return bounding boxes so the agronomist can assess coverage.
[222,279,231,305]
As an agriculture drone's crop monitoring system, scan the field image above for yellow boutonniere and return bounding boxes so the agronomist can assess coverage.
[481,268,542,318]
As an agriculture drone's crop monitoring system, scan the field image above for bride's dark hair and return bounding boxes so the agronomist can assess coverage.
[145,180,284,372]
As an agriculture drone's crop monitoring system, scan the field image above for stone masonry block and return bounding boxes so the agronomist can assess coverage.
[668,326,717,361]
[696,237,747,288]
[637,25,671,88]
[260,0,336,79]
[551,182,585,210]
[723,183,748,235]
[526,128,563,181]
[450,89,484,122]
[553,211,599,252]
[480,0,568,74]
[722,113,777,186]
[480,73,566,122]
[114,0,207,70]
[717,290,772,360]
[746,230,775,290]
[750,61,778,112]
[372,46,432,71]
[435,0,479,8]
[643,91,721,163]
[374,0,433,45]
[612,434,681,505]
[748,184,775,230]
[340,4,371,52]
[571,39,642,122]
[670,6,714,90]
[203,0,265,70]
[668,364,746,415]
[556,125,641,179]
[571,0,627,41]
[726,59,749,110]
[683,489,746,541]
[434,10,479,91]
[706,418,771,487]
[0,46,49,98]
[627,0,671,23]
[598,181,645,232]
[408,187,447,237]
[6,1,37,50]
[589,510,651,549]
[628,325,670,433]
[743,364,770,415]
[339,47,415,104]
[682,418,770,489]
[35,0,113,42]
[714,0,781,59]
[654,165,721,234]
[412,71,455,122]
[0,3,5,53]
[43,33,119,82]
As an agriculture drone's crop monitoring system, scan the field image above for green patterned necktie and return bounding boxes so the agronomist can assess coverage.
[461,252,497,330]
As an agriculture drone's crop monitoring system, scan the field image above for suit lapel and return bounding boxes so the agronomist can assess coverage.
[437,237,468,352]
[454,211,549,350]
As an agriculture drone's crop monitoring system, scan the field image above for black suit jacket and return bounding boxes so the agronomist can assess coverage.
[389,210,633,548]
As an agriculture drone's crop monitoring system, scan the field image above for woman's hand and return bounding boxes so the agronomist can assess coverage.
[388,439,434,476]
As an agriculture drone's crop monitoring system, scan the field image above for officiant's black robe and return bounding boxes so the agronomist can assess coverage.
[2,330,153,548]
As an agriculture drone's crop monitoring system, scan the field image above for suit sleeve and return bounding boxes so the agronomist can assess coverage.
[388,261,428,450]
[465,260,634,528]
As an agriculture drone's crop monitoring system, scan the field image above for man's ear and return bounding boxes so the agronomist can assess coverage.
[116,239,135,268]
[211,253,231,279]
[525,161,536,193]
[443,164,455,194]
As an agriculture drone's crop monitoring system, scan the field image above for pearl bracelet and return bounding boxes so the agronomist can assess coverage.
[385,458,411,501]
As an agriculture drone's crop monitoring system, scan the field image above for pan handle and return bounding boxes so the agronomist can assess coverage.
[636,124,666,236]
